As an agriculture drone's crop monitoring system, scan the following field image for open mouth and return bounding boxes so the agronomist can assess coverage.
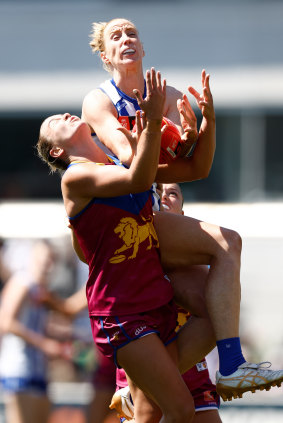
[123,48,135,55]
[162,204,170,210]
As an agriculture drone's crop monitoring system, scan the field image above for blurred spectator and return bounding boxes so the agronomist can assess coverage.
[44,284,119,423]
[0,239,70,423]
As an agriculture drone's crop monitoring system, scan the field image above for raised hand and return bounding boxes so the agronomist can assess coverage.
[117,109,146,148]
[118,68,166,151]
[177,70,215,157]
[177,92,198,146]
[133,67,166,121]
[188,69,215,122]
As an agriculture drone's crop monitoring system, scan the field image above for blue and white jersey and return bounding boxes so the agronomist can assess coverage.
[92,78,146,155]
[99,78,146,118]
[93,79,160,211]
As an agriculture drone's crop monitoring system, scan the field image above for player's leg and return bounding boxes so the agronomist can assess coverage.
[169,265,209,318]
[154,211,243,375]
[168,260,216,373]
[154,210,242,341]
[154,211,283,401]
[117,333,195,423]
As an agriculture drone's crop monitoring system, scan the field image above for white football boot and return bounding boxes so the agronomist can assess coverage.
[216,361,283,401]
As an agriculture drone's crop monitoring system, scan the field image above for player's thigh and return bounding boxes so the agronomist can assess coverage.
[168,265,209,317]
[116,333,194,416]
[153,211,229,270]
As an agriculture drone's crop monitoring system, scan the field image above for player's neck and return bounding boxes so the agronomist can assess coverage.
[113,66,144,98]
[70,146,109,165]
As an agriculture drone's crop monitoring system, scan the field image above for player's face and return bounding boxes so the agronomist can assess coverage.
[161,183,184,216]
[42,113,87,146]
[102,19,144,70]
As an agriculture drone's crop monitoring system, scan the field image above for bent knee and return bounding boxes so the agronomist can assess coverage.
[221,228,242,256]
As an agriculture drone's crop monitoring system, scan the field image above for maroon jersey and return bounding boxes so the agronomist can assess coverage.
[69,187,173,316]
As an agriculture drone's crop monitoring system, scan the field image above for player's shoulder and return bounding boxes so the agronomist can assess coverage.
[166,84,183,100]
[83,86,110,105]
[82,86,115,116]
[63,162,94,182]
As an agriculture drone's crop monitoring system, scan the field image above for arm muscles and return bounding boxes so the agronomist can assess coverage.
[164,86,183,133]
[82,90,134,164]
[63,121,162,215]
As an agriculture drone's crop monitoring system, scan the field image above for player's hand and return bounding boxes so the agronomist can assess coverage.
[117,110,146,152]
[177,93,198,157]
[177,95,198,143]
[188,69,215,122]
[133,68,166,121]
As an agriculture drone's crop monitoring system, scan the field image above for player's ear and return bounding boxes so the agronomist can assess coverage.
[101,52,111,65]
[50,146,64,158]
[142,44,145,58]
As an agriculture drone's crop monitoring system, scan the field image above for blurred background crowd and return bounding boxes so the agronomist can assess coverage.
[0,0,283,422]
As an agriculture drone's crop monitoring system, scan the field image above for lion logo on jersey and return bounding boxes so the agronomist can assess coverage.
[109,216,159,263]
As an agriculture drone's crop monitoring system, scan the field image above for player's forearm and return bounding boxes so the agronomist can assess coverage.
[192,116,216,178]
[129,119,162,190]
[111,138,135,167]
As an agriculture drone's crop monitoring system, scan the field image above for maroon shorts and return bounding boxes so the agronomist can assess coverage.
[182,359,220,411]
[90,301,178,367]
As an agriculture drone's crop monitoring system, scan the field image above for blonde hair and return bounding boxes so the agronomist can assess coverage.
[89,18,137,73]
[89,21,108,54]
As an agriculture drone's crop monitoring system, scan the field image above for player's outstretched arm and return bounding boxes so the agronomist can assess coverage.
[64,69,166,202]
[82,88,136,166]
[187,69,216,178]
[155,70,215,183]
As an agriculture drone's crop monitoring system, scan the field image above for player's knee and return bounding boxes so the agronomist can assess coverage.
[222,228,242,259]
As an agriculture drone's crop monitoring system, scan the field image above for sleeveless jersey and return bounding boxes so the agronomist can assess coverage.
[91,78,144,156]
[94,79,160,211]
[99,78,145,118]
[68,161,173,317]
